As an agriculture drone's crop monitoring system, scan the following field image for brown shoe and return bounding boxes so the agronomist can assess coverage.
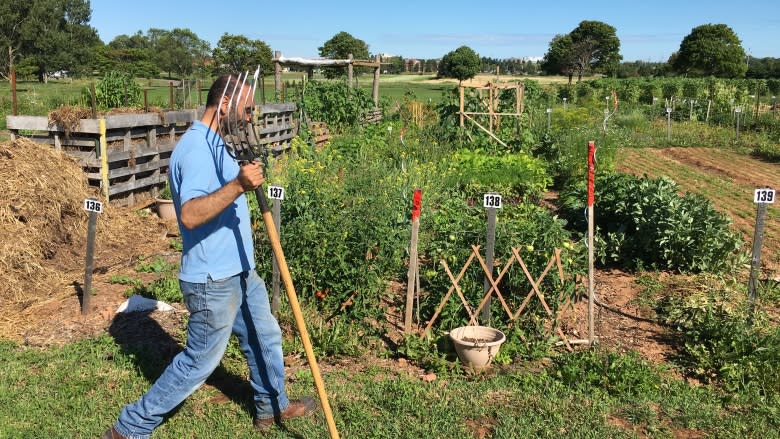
[254,396,318,429]
[100,427,127,439]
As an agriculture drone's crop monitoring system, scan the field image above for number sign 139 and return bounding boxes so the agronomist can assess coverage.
[483,193,502,209]
[754,188,775,204]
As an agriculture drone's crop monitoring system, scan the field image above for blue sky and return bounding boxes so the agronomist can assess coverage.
[90,0,779,62]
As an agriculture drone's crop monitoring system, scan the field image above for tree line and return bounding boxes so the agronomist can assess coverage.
[2,1,778,84]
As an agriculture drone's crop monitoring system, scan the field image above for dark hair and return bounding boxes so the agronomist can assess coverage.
[205,74,241,108]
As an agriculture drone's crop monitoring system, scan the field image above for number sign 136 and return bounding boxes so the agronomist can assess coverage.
[754,188,775,204]
[83,198,103,213]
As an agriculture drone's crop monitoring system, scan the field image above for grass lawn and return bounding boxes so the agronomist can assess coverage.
[2,335,777,438]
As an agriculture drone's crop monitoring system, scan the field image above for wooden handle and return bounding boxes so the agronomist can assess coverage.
[254,187,340,439]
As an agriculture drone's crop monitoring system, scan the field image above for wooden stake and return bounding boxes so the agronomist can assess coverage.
[405,189,422,332]
[587,141,596,344]
[255,188,339,439]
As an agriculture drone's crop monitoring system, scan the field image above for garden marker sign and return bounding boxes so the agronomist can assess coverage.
[267,185,285,200]
[748,187,775,319]
[482,193,501,322]
[82,198,103,314]
[587,141,596,343]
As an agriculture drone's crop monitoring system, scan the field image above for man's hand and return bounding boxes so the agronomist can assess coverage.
[237,161,265,192]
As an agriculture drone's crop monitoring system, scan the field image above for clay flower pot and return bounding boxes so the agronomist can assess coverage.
[155,198,176,220]
[449,325,506,369]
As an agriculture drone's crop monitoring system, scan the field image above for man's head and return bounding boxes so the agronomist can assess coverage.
[205,74,255,117]
[202,73,259,158]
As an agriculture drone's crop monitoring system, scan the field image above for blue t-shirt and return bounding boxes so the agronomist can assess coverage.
[169,120,255,283]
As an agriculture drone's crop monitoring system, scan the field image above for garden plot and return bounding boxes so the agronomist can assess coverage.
[617,147,780,274]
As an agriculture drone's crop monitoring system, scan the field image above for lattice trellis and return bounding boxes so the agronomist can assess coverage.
[422,245,580,351]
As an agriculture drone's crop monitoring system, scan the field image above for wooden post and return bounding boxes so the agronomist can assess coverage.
[587,141,596,344]
[143,89,149,112]
[10,66,17,116]
[372,55,380,106]
[169,81,174,110]
[347,54,354,88]
[82,201,99,315]
[271,197,282,316]
[90,83,97,118]
[481,202,497,323]
[459,85,465,127]
[405,189,422,332]
[748,192,771,322]
[274,51,282,100]
[99,119,110,200]
[489,84,495,132]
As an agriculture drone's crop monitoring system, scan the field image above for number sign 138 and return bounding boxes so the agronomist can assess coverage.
[754,188,775,204]
[483,193,502,209]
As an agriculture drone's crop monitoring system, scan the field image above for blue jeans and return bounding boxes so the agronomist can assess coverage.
[114,270,290,438]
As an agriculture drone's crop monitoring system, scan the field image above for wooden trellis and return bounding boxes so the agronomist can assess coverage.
[459,81,525,149]
[422,245,588,350]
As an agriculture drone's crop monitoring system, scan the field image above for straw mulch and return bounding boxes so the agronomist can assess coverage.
[0,138,169,315]
[47,105,93,136]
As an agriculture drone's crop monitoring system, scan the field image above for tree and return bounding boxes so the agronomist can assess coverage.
[0,0,100,81]
[541,34,576,83]
[568,20,622,81]
[437,46,480,85]
[153,28,210,78]
[212,33,273,75]
[672,24,747,78]
[318,31,370,79]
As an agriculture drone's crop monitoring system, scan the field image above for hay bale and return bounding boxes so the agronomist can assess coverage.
[0,138,96,305]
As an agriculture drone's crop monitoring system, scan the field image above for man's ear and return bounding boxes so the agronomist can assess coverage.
[219,95,232,115]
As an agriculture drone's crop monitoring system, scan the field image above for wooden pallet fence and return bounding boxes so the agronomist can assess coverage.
[254,103,298,156]
[308,121,331,148]
[7,111,196,205]
[6,103,301,204]
[361,108,383,125]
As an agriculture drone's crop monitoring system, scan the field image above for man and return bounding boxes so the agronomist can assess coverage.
[103,74,316,439]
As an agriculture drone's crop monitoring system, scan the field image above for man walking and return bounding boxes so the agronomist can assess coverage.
[103,74,316,438]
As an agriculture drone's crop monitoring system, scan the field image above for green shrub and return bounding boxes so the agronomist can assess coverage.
[300,80,377,132]
[552,348,663,397]
[660,287,780,396]
[446,149,551,200]
[559,172,743,272]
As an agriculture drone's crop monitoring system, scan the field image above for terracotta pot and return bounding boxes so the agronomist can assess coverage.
[449,325,506,369]
[155,198,177,220]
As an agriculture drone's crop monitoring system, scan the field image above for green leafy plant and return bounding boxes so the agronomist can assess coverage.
[659,285,780,396]
[94,70,142,110]
[559,172,743,272]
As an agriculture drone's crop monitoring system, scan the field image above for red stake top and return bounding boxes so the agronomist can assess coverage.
[587,141,596,207]
[412,189,422,221]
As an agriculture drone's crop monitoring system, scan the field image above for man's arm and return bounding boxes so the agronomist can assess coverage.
[179,161,264,230]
